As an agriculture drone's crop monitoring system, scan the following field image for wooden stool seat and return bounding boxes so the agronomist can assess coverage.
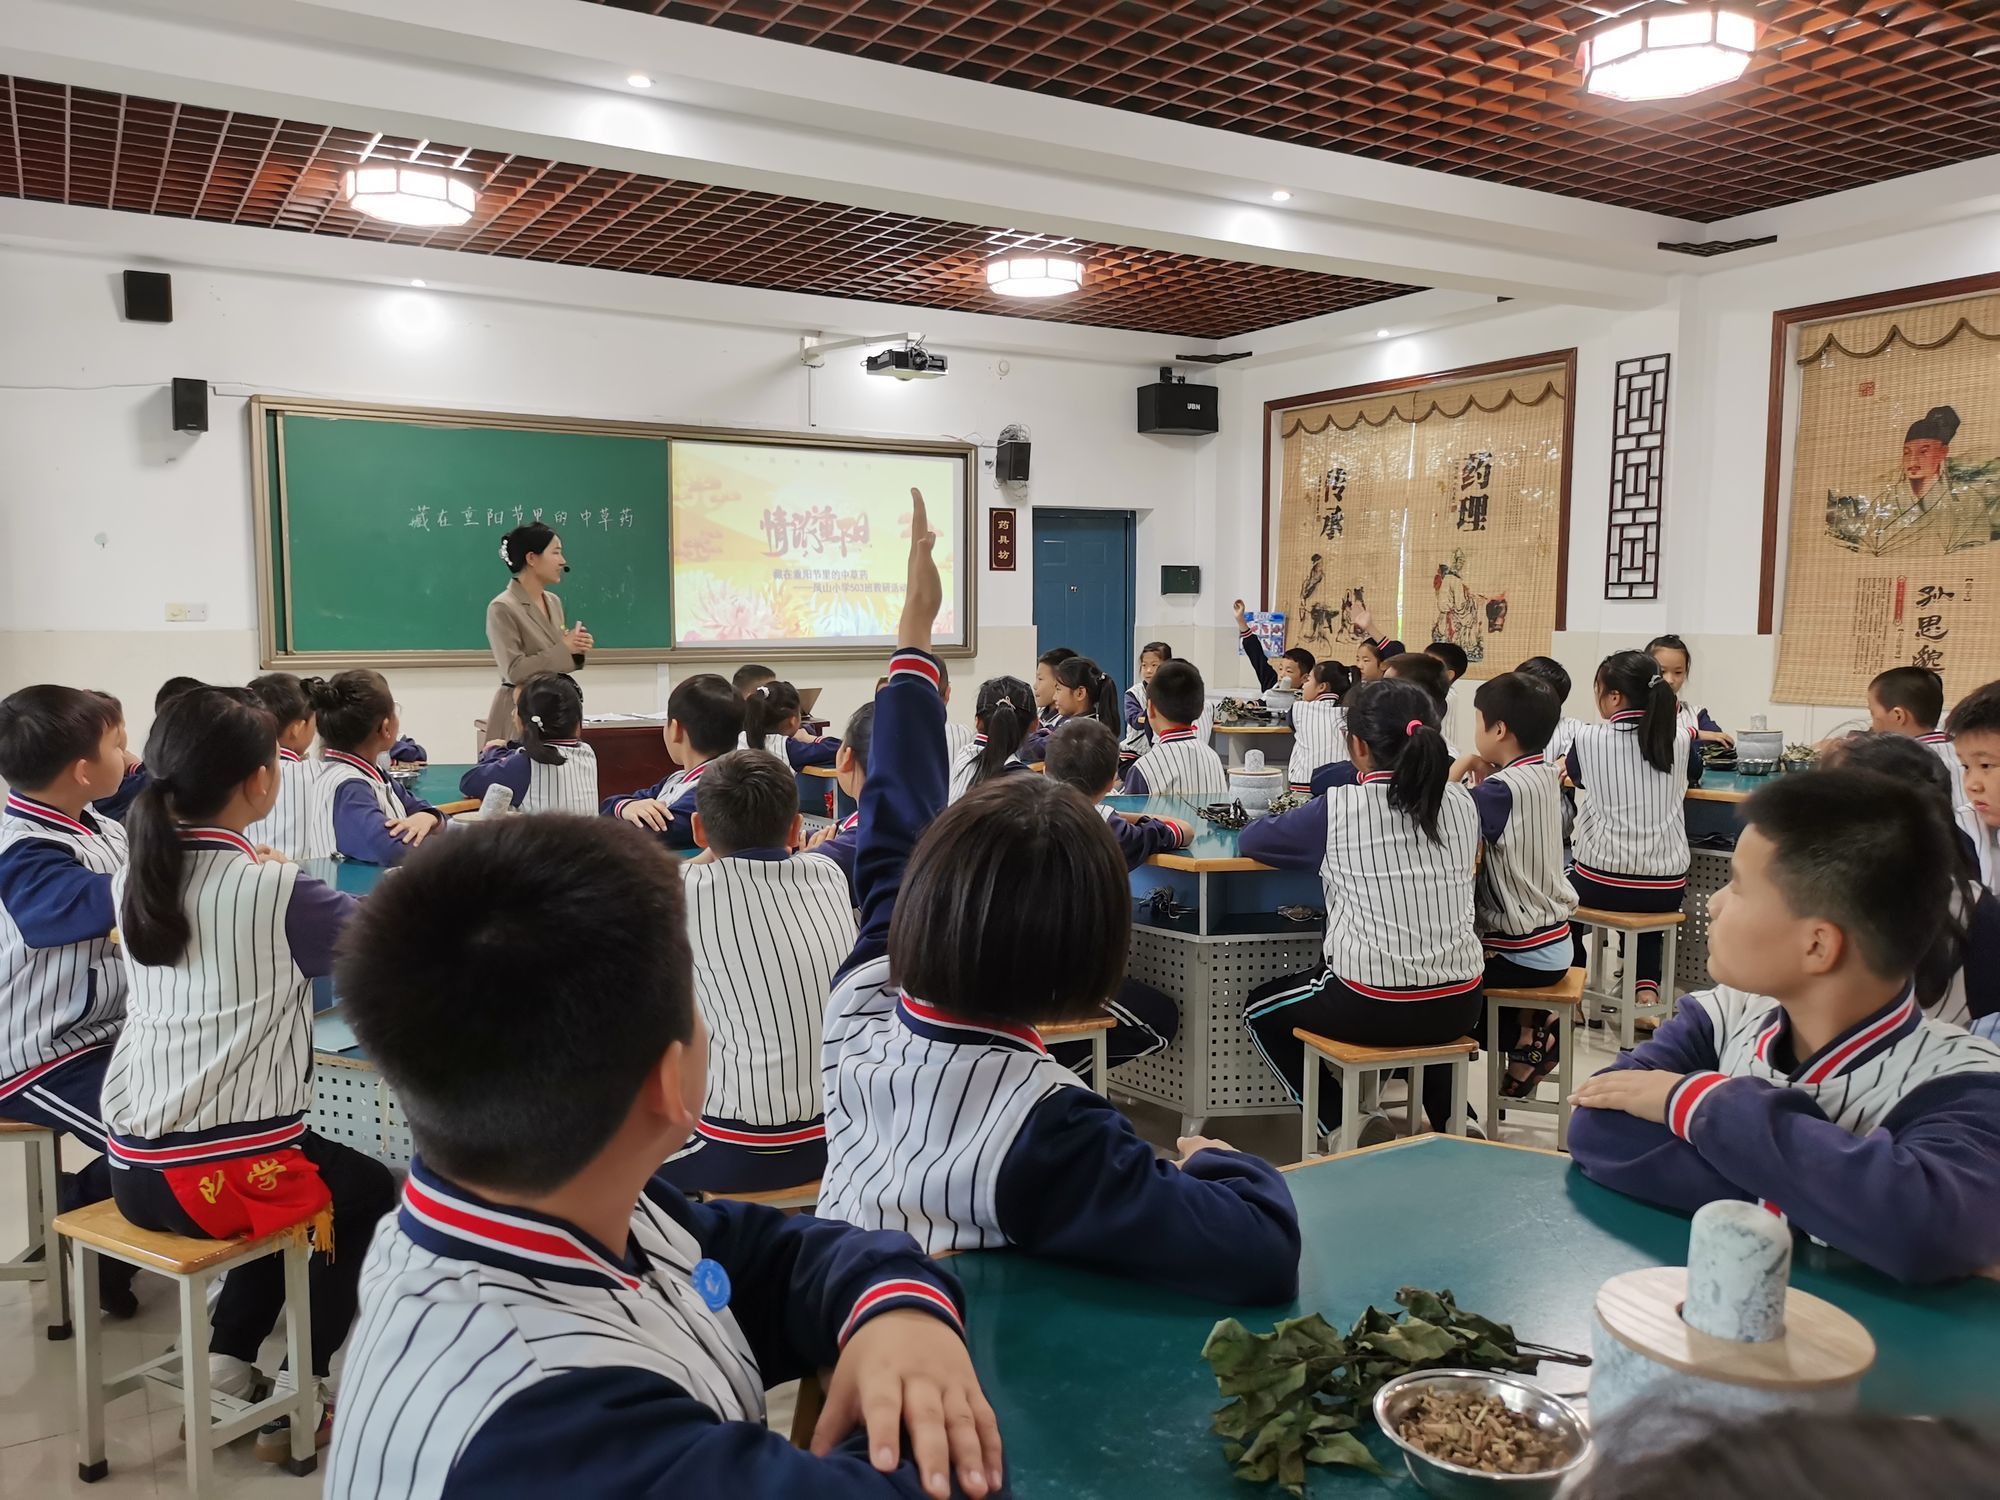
[701,1181,822,1211]
[52,1198,305,1275]
[1043,1013,1118,1093]
[1572,906,1686,932]
[0,1118,69,1339]
[1483,968,1589,1153]
[0,1117,50,1134]
[1572,908,1685,1049]
[1485,966,1589,1008]
[1293,1030,1477,1160]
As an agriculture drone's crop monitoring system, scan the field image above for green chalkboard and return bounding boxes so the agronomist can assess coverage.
[260,404,672,662]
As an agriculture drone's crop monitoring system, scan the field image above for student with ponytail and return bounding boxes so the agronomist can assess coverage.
[307,671,445,865]
[948,675,1037,802]
[1021,655,1120,764]
[101,688,395,1451]
[739,679,840,770]
[243,672,333,859]
[1565,649,1696,1009]
[1239,677,1483,1142]
[459,672,600,813]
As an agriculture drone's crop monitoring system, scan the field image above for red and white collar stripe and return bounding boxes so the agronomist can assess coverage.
[278,748,303,764]
[1157,726,1197,743]
[897,994,1047,1054]
[323,749,385,782]
[1505,754,1545,769]
[178,826,258,858]
[838,812,860,833]
[400,1172,641,1292]
[4,793,96,836]
[1358,769,1393,784]
[1607,709,1645,725]
[1798,993,1919,1084]
[1918,731,1949,744]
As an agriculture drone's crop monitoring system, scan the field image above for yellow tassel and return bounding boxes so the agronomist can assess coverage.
[308,1204,336,1264]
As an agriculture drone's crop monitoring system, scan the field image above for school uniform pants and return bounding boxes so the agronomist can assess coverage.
[1047,978,1179,1075]
[1478,952,1571,1063]
[657,1121,827,1197]
[110,1131,394,1378]
[1568,865,1687,993]
[1243,967,1482,1136]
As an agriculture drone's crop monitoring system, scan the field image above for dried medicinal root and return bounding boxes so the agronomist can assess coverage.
[1395,1390,1566,1475]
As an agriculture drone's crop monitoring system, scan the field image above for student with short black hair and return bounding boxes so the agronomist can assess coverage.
[947,676,1037,803]
[1950,679,2000,895]
[244,672,333,858]
[740,678,840,771]
[1868,664,1966,818]
[0,684,140,1315]
[808,701,873,899]
[105,687,392,1447]
[1570,769,2000,1285]
[732,662,778,696]
[1240,678,1484,1141]
[155,675,206,712]
[325,814,1004,1500]
[1516,655,1582,763]
[305,670,446,866]
[1426,640,1472,748]
[86,691,149,824]
[604,673,745,850]
[1021,655,1120,765]
[1032,646,1077,728]
[1230,599,1314,713]
[660,749,857,1194]
[1121,659,1228,797]
[1123,640,1174,760]
[460,671,600,814]
[820,493,1298,1301]
[1425,641,1468,682]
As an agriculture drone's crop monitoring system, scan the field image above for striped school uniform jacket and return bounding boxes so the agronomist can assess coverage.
[1121,681,1152,758]
[1122,728,1228,798]
[321,750,444,866]
[1673,702,1724,743]
[945,734,1030,804]
[1286,698,1349,790]
[100,829,356,1167]
[459,740,601,814]
[1544,715,1584,768]
[1918,730,1971,820]
[602,759,714,851]
[944,720,974,766]
[245,750,335,860]
[737,731,840,772]
[1567,714,1690,883]
[1570,983,2000,1284]
[0,795,128,1092]
[325,1160,967,1500]
[682,851,856,1143]
[1470,755,1577,954]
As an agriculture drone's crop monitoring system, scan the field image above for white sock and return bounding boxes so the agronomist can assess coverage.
[207,1353,261,1399]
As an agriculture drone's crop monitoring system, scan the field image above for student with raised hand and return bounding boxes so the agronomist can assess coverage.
[819,492,1299,1302]
[306,671,446,866]
[459,671,600,814]
[1231,599,1314,714]
[603,674,745,850]
[1344,598,1405,683]
[1569,769,2000,1286]
[325,813,1004,1500]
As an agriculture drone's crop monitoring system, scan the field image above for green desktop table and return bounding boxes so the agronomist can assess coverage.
[954,1135,2000,1498]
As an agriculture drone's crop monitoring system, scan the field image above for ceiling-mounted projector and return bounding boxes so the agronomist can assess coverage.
[865,341,948,381]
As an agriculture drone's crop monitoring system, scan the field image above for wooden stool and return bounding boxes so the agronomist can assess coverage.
[699,1180,821,1212]
[53,1199,320,1494]
[1293,1031,1478,1159]
[1573,907,1686,1049]
[1043,1014,1116,1093]
[1483,967,1589,1152]
[0,1119,71,1339]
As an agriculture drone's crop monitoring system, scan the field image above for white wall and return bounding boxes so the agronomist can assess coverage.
[0,244,1201,754]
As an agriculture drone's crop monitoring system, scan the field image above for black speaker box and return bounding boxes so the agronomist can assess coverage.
[171,378,208,434]
[1137,380,1218,435]
[123,270,173,323]
[995,439,1031,483]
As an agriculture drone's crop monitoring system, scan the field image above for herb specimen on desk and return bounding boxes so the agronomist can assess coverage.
[1199,1286,1578,1496]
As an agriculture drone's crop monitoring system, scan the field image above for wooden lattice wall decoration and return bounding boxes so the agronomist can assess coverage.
[1604,354,1671,602]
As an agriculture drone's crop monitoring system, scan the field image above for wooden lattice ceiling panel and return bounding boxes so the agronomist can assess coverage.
[586,0,2000,221]
[0,75,1418,338]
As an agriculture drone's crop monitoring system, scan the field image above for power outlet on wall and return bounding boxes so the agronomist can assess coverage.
[164,602,208,623]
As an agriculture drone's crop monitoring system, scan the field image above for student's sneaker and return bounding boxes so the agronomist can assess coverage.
[1356,1114,1399,1149]
[98,1259,140,1320]
[179,1355,267,1440]
[254,1372,333,1463]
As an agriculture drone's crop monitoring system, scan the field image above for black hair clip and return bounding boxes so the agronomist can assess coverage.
[1198,799,1251,830]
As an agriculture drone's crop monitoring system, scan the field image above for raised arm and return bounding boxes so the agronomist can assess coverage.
[1233,600,1277,692]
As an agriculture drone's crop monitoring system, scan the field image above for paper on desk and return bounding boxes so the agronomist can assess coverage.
[584,712,671,724]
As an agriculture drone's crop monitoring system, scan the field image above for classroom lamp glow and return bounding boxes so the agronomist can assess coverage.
[985,254,1085,299]
[339,164,479,228]
[1579,3,1758,101]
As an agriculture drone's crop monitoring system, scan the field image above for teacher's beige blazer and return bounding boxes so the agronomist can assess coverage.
[485,578,584,741]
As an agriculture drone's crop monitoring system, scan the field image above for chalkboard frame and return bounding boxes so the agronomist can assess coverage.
[250,395,979,668]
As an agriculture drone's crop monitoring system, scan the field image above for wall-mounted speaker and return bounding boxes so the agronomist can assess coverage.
[123,270,173,323]
[995,438,1031,483]
[171,378,208,434]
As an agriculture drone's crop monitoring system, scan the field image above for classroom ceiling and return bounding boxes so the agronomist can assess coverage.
[0,74,1422,339]
[584,0,2000,221]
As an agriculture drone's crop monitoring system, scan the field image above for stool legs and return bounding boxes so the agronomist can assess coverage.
[179,1273,215,1499]
[1482,997,1503,1144]
[72,1244,106,1483]
[1405,1066,1423,1137]
[1335,1065,1361,1156]
[279,1238,317,1474]
[1091,1031,1109,1095]
[21,1127,72,1340]
[1447,1061,1468,1139]
[1301,1055,1321,1161]
[1555,1007,1576,1152]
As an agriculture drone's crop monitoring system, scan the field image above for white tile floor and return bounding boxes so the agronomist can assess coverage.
[0,1022,1627,1496]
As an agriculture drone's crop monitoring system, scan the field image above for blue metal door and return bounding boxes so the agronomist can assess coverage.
[1032,509,1136,694]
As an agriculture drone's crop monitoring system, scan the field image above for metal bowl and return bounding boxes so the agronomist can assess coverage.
[386,767,422,787]
[1373,1370,1592,1500]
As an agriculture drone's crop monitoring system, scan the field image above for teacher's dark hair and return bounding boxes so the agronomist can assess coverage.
[499,523,557,574]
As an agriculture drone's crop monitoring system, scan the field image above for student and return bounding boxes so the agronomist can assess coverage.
[1425,640,1471,749]
[934,658,974,766]
[1122,660,1228,797]
[87,691,149,824]
[1287,664,1353,792]
[1308,653,1451,797]
[1949,680,2000,894]
[324,815,1005,1500]
[807,701,872,899]
[1231,600,1314,713]
[102,688,394,1445]
[819,492,1298,1300]
[732,663,778,697]
[1869,664,1967,818]
[459,672,600,814]
[1042,719,1187,1071]
[1567,650,1696,1009]
[947,676,1036,803]
[659,750,857,1195]
[1021,655,1120,764]
[1517,655,1582,765]
[1648,633,1734,748]
[1456,673,1578,1097]
[0,685,139,1314]
[1122,640,1172,761]
[306,672,446,866]
[242,673,334,859]
[1569,769,2000,1285]
[1345,600,1405,683]
[1240,678,1484,1140]
[742,679,840,770]
[605,674,746,851]
[156,675,206,710]
[1031,646,1077,728]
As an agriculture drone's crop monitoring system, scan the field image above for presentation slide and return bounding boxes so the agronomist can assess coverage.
[669,439,967,651]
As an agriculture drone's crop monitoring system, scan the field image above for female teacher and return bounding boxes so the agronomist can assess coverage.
[485,523,593,742]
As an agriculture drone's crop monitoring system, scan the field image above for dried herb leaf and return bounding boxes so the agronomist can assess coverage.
[1303,1431,1387,1476]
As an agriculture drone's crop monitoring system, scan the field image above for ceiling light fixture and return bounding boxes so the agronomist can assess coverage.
[985,253,1085,299]
[339,163,479,228]
[1375,329,1390,339]
[627,73,654,88]
[1579,2,1759,102]
[1269,189,1292,202]
[409,279,427,288]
